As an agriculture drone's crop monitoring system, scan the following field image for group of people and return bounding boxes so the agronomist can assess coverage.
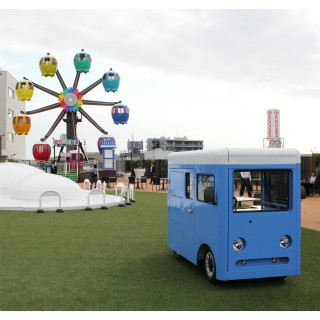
[90,162,156,189]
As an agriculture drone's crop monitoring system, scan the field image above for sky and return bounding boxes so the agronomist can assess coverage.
[1,1,320,159]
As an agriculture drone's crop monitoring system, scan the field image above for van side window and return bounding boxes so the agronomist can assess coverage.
[186,172,193,199]
[197,174,215,202]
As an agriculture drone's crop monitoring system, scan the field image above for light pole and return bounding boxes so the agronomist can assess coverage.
[0,133,5,162]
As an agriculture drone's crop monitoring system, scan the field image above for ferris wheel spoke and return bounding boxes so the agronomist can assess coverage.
[80,78,103,96]
[24,77,60,98]
[40,110,67,141]
[78,108,108,135]
[56,69,67,90]
[82,99,121,106]
[21,102,61,115]
[73,72,81,90]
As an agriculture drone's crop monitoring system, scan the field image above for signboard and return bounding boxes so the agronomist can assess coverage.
[267,109,280,139]
[128,140,143,151]
[53,138,80,146]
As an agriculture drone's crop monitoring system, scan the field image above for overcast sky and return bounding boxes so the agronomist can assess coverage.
[1,3,320,158]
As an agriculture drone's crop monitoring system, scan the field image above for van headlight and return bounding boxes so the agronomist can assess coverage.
[280,235,291,249]
[233,237,246,251]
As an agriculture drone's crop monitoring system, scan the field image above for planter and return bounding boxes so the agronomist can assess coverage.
[134,168,146,179]
[123,172,131,181]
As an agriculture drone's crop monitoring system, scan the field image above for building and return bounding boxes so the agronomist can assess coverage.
[0,70,26,161]
[146,136,204,152]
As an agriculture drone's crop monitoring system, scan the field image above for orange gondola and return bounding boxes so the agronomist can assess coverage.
[13,116,31,135]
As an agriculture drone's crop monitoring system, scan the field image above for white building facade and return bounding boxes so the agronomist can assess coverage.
[0,70,26,161]
[147,136,204,152]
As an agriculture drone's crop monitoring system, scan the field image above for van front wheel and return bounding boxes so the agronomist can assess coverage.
[205,249,217,283]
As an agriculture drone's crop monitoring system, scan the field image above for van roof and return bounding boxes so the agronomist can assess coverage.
[168,148,300,165]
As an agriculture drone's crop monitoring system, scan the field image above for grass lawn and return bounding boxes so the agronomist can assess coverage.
[0,191,319,311]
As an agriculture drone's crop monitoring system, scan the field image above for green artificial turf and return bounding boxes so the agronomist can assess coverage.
[0,191,319,311]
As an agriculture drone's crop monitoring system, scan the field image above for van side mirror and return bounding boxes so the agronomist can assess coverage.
[301,186,307,200]
[204,187,217,205]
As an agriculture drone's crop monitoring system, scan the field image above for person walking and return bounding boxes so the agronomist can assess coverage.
[149,162,156,184]
[91,164,99,189]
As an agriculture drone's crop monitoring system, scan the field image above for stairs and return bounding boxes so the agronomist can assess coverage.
[57,172,78,182]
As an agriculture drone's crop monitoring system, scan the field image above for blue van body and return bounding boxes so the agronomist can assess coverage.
[167,148,301,281]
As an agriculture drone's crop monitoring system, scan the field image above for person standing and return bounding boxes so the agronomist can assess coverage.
[305,171,316,196]
[51,161,57,174]
[240,171,252,197]
[149,162,156,184]
[91,164,99,189]
[314,170,320,195]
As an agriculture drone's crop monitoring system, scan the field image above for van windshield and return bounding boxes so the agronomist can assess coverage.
[233,170,290,212]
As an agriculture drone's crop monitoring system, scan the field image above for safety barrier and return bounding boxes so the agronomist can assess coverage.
[37,190,64,213]
[85,189,107,210]
[83,178,91,190]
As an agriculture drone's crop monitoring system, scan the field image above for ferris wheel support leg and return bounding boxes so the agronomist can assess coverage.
[80,78,103,96]
[21,102,61,115]
[56,69,67,90]
[40,110,67,142]
[73,72,81,90]
[24,77,60,98]
[57,146,64,163]
[79,142,88,162]
[78,108,108,135]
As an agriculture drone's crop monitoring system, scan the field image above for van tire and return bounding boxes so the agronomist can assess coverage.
[173,251,184,261]
[205,249,217,283]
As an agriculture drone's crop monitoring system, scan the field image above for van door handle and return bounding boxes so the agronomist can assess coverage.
[188,208,193,214]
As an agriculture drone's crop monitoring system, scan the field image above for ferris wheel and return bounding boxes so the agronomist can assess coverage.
[13,49,129,161]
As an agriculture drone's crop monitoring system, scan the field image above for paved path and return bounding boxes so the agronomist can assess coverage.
[301,196,320,231]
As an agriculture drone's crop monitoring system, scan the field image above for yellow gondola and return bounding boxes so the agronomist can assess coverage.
[13,116,31,135]
[39,53,58,77]
[15,80,34,101]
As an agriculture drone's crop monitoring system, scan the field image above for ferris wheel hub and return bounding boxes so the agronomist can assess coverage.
[64,92,78,107]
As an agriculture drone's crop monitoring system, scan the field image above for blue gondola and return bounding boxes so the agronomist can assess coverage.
[102,68,120,92]
[111,104,129,125]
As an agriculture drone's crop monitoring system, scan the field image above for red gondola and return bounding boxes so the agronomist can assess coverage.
[33,143,51,162]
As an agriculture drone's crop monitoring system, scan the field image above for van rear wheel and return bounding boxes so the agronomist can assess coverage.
[205,249,217,283]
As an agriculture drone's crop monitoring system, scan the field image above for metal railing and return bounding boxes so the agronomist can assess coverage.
[6,158,125,176]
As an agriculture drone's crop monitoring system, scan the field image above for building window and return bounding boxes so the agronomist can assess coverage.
[8,109,14,119]
[8,87,14,99]
[7,133,14,142]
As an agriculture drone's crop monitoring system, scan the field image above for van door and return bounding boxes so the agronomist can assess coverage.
[168,169,195,247]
